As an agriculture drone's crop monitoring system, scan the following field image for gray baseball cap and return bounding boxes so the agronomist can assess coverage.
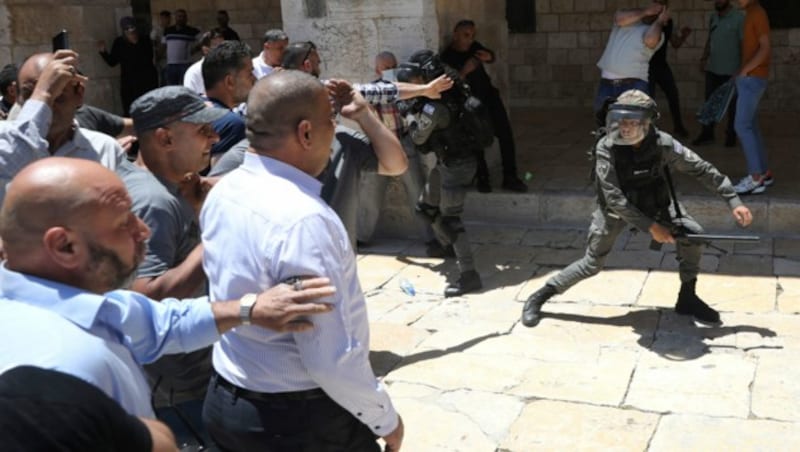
[130,86,227,134]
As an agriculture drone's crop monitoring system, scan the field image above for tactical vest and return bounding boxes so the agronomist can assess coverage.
[429,96,493,162]
[600,130,674,218]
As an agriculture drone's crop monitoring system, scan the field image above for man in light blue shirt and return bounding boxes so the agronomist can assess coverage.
[0,157,334,419]
[200,70,404,452]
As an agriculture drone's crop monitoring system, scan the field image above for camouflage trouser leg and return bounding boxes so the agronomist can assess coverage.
[422,157,477,273]
[670,210,704,283]
[547,208,626,293]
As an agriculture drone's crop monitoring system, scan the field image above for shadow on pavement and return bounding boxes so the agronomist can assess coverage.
[544,309,778,361]
[370,332,507,377]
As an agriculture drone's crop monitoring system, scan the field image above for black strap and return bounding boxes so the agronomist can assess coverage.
[663,164,683,220]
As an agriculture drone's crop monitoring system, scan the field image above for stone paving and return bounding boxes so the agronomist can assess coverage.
[360,224,800,452]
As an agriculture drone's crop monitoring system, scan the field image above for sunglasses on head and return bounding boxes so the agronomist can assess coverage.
[302,41,317,62]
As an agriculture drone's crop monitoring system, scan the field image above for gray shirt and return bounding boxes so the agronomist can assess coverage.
[597,21,664,81]
[116,159,210,406]
[209,125,378,247]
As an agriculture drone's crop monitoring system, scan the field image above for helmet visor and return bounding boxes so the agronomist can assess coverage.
[605,107,652,146]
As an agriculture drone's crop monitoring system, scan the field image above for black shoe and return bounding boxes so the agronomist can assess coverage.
[675,279,722,326]
[502,176,528,193]
[521,285,556,327]
[444,270,482,297]
[476,177,492,193]
[724,133,737,147]
[691,133,714,146]
[425,239,455,258]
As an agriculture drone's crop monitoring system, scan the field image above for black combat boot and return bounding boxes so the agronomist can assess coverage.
[675,279,722,326]
[521,285,556,327]
[444,270,482,297]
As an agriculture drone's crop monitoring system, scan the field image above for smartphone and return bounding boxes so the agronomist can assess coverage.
[52,30,69,52]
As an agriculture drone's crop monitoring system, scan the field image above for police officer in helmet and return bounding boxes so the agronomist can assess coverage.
[400,50,492,297]
[520,90,753,327]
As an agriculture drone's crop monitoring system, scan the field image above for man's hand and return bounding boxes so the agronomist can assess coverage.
[474,49,492,62]
[732,205,753,227]
[31,50,86,106]
[644,2,665,17]
[382,416,404,452]
[460,57,480,77]
[96,40,107,52]
[250,277,336,332]
[649,223,675,244]
[117,135,137,154]
[422,74,454,100]
[178,172,214,214]
[657,6,670,25]
[679,26,692,40]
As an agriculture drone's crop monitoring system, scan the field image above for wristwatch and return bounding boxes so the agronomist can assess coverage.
[239,293,258,325]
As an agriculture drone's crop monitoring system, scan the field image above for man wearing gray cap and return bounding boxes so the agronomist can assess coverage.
[118,85,225,446]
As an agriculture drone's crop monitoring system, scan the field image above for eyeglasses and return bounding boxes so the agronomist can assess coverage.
[302,41,317,63]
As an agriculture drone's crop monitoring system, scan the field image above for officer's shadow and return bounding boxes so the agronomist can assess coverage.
[543,308,780,361]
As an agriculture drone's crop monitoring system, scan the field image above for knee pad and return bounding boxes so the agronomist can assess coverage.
[438,216,465,244]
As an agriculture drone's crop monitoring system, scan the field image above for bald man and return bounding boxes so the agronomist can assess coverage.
[0,157,335,420]
[0,50,125,207]
[201,70,404,452]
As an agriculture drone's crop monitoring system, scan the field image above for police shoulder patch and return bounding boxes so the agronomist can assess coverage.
[597,160,610,179]
[422,103,436,116]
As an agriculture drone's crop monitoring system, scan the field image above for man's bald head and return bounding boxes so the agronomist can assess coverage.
[17,53,52,103]
[245,70,328,150]
[0,158,123,254]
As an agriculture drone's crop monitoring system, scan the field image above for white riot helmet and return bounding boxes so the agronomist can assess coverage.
[605,90,660,146]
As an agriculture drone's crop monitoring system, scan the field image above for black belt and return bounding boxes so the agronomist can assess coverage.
[212,372,327,402]
[600,78,642,86]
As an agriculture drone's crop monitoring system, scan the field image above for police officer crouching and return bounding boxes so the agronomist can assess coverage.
[399,50,493,297]
[520,90,753,327]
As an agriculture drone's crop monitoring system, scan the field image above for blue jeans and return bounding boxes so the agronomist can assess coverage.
[593,78,650,117]
[734,76,768,175]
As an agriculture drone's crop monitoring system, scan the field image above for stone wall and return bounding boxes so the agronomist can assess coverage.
[508,0,800,111]
[280,0,440,83]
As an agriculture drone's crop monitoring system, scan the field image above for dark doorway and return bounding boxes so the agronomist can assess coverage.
[131,0,153,35]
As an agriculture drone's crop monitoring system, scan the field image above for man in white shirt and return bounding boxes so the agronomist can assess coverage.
[182,29,225,95]
[200,70,404,452]
[252,29,288,79]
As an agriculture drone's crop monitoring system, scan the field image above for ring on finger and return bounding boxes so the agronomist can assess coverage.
[293,279,303,291]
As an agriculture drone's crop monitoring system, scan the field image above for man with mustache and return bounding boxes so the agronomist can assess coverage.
[0,157,335,421]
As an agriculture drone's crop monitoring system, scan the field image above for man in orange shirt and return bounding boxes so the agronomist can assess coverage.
[731,0,772,195]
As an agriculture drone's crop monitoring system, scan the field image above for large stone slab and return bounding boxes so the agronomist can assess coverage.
[510,349,639,405]
[650,414,800,451]
[369,322,431,376]
[358,254,409,292]
[777,276,800,313]
[751,353,800,421]
[696,274,776,313]
[625,350,755,417]
[389,391,497,452]
[500,400,659,451]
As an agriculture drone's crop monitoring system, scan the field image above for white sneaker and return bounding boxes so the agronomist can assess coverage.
[733,175,766,194]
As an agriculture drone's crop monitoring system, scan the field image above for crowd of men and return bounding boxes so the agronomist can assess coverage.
[0,1,770,450]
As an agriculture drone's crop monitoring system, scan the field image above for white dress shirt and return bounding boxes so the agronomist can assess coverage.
[200,151,399,436]
[252,53,274,80]
[183,58,205,95]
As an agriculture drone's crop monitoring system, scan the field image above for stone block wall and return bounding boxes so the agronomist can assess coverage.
[280,0,441,83]
[508,0,800,111]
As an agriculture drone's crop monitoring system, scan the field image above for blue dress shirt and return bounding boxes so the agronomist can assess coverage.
[200,152,399,436]
[0,264,219,417]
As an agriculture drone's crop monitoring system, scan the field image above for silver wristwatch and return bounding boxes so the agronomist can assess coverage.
[239,293,258,325]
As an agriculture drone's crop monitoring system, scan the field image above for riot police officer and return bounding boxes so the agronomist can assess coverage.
[400,50,492,297]
[520,90,753,327]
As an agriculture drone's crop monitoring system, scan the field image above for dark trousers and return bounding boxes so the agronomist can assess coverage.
[648,62,686,131]
[166,63,191,86]
[202,376,380,452]
[700,71,737,139]
[475,88,518,181]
